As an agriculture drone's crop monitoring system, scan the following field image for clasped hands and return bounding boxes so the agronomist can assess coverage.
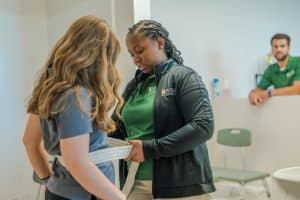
[126,140,145,163]
[249,90,268,105]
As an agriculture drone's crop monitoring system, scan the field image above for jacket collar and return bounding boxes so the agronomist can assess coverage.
[154,58,176,77]
[134,69,148,83]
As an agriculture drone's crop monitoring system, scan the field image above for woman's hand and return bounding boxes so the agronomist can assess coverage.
[61,134,126,200]
[126,140,145,163]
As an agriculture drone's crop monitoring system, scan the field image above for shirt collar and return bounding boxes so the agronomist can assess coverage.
[275,56,292,73]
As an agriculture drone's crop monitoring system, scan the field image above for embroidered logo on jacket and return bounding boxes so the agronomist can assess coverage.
[160,88,176,96]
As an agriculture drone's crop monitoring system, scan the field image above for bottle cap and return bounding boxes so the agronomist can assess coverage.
[213,77,219,84]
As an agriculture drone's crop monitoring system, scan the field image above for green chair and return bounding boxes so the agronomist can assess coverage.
[212,128,271,199]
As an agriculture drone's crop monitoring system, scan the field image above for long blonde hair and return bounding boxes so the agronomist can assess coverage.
[27,15,123,133]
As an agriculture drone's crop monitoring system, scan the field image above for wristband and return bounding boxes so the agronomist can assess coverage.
[267,89,272,98]
[40,176,50,185]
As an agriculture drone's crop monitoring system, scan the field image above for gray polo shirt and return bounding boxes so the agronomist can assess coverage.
[40,87,114,200]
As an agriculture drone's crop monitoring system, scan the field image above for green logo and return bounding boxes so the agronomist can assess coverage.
[286,70,295,78]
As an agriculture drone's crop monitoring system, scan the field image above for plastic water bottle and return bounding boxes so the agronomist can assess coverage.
[212,77,220,98]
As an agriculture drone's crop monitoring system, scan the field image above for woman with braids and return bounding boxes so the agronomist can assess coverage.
[23,15,126,200]
[112,19,215,199]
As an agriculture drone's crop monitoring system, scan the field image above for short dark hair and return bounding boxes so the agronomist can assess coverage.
[271,33,290,46]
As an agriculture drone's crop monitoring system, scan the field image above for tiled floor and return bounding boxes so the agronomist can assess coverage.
[211,182,270,200]
[36,181,300,200]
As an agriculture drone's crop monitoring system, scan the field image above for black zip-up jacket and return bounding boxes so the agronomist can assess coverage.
[111,59,215,198]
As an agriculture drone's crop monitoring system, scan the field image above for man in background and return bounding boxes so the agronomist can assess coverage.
[249,33,300,105]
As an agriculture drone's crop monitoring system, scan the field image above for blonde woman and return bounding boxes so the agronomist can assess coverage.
[23,15,125,200]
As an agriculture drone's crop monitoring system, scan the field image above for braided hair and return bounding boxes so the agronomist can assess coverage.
[127,20,183,65]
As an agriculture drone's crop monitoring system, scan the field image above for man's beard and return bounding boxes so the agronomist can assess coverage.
[275,53,288,62]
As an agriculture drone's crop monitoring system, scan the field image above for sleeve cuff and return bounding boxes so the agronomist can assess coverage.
[142,140,157,160]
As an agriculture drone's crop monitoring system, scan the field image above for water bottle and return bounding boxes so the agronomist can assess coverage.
[212,77,220,98]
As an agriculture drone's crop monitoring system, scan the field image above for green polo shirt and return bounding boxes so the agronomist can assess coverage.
[121,74,156,180]
[258,56,300,89]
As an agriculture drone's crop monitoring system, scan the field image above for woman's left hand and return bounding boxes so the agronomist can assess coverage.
[126,140,145,163]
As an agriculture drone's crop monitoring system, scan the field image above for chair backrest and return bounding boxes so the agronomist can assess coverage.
[217,128,251,147]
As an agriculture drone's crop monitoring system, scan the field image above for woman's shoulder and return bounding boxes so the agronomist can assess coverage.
[170,64,200,80]
[57,86,89,102]
[52,86,91,113]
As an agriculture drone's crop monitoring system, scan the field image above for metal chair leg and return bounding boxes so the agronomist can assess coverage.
[239,182,246,200]
[263,178,271,198]
[229,186,235,197]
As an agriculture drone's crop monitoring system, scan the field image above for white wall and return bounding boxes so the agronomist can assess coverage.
[46,0,135,91]
[0,0,48,199]
[151,0,300,98]
[46,0,112,49]
[133,0,151,23]
[113,0,136,90]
